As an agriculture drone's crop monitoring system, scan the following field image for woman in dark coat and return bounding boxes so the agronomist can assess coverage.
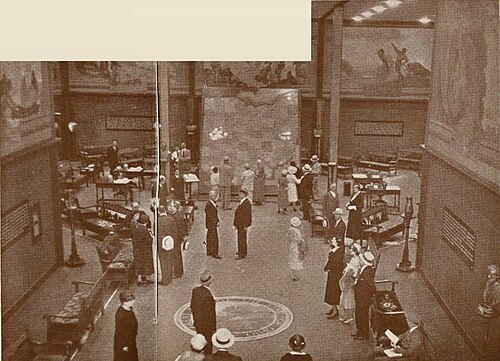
[324,237,344,318]
[346,184,364,241]
[130,213,154,285]
[114,291,138,361]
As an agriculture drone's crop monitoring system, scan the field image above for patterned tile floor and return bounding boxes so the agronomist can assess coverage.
[2,169,476,360]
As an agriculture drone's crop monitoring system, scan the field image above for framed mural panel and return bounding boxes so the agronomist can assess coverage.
[342,27,433,97]
[355,121,404,136]
[1,200,31,251]
[105,115,155,131]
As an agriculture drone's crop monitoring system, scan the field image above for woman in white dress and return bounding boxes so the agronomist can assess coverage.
[286,166,301,211]
[338,243,361,324]
[288,217,307,281]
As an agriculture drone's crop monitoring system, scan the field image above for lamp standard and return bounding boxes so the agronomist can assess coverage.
[396,195,415,272]
[65,189,85,267]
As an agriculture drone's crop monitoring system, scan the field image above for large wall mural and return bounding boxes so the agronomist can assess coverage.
[427,0,500,192]
[342,27,433,97]
[68,61,156,93]
[0,62,53,157]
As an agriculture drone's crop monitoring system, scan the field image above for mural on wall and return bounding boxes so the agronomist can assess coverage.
[427,0,499,191]
[199,87,300,194]
[200,62,313,89]
[342,27,433,97]
[69,61,156,92]
[0,62,53,157]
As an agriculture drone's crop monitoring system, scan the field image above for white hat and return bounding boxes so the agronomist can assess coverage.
[311,155,319,161]
[361,251,375,265]
[161,236,174,251]
[291,216,301,227]
[281,169,288,176]
[302,164,312,172]
[190,334,207,351]
[212,328,235,349]
[333,207,343,215]
[351,243,361,253]
[288,166,297,174]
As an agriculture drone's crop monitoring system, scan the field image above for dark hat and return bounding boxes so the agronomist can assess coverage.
[119,290,135,303]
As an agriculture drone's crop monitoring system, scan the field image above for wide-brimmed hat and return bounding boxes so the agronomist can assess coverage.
[290,216,301,228]
[281,169,288,176]
[351,243,361,253]
[302,164,312,172]
[200,270,212,284]
[361,251,375,265]
[212,328,235,349]
[223,156,230,161]
[333,207,344,215]
[310,155,319,162]
[288,166,297,174]
[190,334,207,351]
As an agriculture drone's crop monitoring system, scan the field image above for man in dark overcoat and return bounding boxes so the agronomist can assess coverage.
[299,164,314,221]
[353,251,376,340]
[107,139,120,172]
[346,184,364,242]
[157,205,178,285]
[190,271,217,354]
[324,237,344,319]
[323,183,340,239]
[233,189,252,260]
[205,190,221,259]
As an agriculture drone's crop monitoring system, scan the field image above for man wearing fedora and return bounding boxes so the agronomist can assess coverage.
[191,271,217,354]
[234,189,252,260]
[205,190,221,259]
[207,328,242,361]
[299,164,313,222]
[219,156,234,210]
[352,251,376,341]
[310,154,321,200]
[157,205,178,286]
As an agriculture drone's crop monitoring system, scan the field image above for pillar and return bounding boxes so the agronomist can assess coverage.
[157,62,170,179]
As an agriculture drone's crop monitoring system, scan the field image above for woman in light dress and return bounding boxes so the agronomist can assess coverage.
[338,242,361,323]
[288,217,307,281]
[286,166,301,211]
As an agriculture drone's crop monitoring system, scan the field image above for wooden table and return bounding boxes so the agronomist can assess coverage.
[94,177,136,205]
[352,173,385,189]
[365,185,402,211]
[183,173,199,204]
[112,167,145,189]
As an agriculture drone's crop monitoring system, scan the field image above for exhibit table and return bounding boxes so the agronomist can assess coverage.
[94,177,136,205]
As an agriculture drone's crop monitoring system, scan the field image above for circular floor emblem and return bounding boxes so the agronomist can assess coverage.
[174,296,293,341]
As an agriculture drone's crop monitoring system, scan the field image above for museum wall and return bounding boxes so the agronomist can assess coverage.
[338,99,427,158]
[70,94,156,150]
[1,62,62,319]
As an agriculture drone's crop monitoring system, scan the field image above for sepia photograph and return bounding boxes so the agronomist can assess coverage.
[1,1,500,360]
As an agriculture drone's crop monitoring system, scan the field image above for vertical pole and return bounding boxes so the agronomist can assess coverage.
[59,62,71,160]
[315,20,325,159]
[157,62,170,180]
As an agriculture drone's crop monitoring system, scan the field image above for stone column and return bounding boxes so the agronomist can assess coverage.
[157,62,170,179]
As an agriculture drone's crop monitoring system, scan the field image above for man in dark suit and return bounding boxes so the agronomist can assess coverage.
[178,142,192,174]
[233,190,252,260]
[107,139,120,171]
[367,319,426,360]
[190,271,217,354]
[207,328,243,361]
[353,251,376,341]
[323,183,340,240]
[346,184,364,243]
[171,168,185,202]
[157,205,178,286]
[299,164,314,221]
[205,191,221,259]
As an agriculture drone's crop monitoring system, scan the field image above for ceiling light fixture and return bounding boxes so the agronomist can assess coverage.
[371,5,387,13]
[383,0,402,8]
[418,16,432,24]
[360,11,375,18]
[351,16,364,22]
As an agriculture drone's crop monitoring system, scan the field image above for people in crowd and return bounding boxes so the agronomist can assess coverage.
[288,217,307,281]
[346,184,364,245]
[174,334,207,361]
[352,251,376,341]
[210,167,220,198]
[339,243,361,324]
[322,183,339,241]
[310,155,321,201]
[366,318,426,360]
[190,271,217,355]
[299,164,313,221]
[205,190,221,259]
[107,139,120,172]
[170,201,185,278]
[240,163,255,200]
[253,159,265,205]
[277,169,289,214]
[208,328,242,361]
[120,202,140,230]
[98,231,121,261]
[130,213,154,285]
[280,334,313,361]
[234,189,252,260]
[114,291,138,361]
[178,143,192,174]
[331,208,346,247]
[171,168,185,202]
[219,156,234,210]
[157,205,177,286]
[151,175,169,210]
[286,166,301,211]
[324,236,344,319]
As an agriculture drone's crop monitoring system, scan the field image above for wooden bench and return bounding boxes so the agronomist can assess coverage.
[362,205,404,247]
[44,274,107,347]
[3,330,72,361]
[80,202,132,239]
[357,152,397,175]
[97,242,134,289]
